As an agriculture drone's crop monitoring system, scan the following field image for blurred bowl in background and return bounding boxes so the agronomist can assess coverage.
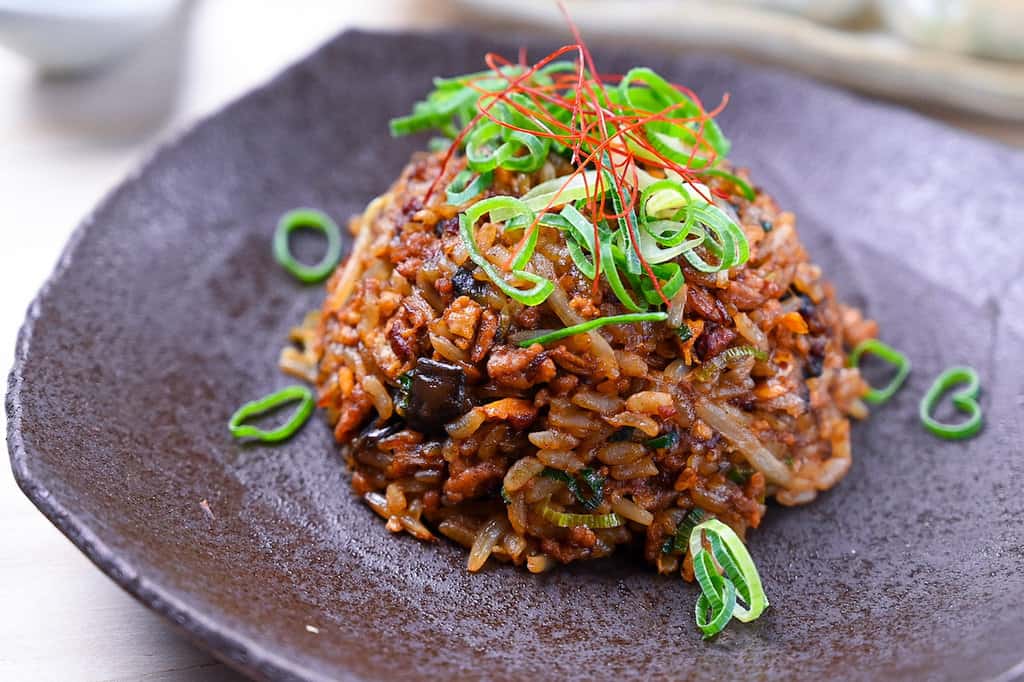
[725,0,869,24]
[879,0,1024,61]
[0,0,179,74]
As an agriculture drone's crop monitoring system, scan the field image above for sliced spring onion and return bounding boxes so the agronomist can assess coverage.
[490,171,602,222]
[726,465,754,485]
[228,385,315,442]
[517,312,667,347]
[641,179,748,273]
[689,518,769,624]
[698,169,756,201]
[617,67,729,164]
[460,197,554,306]
[847,339,911,405]
[541,504,623,529]
[541,467,605,511]
[676,323,693,342]
[273,209,343,284]
[662,507,704,554]
[646,430,679,450]
[695,345,767,382]
[445,169,494,206]
[428,136,453,152]
[919,366,983,440]
[394,372,413,414]
[693,549,738,639]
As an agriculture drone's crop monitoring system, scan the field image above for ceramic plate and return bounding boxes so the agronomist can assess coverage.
[7,30,1024,682]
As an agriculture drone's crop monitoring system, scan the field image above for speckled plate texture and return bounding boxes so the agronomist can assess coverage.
[7,30,1024,682]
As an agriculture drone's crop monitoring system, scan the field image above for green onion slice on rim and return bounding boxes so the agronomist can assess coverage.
[273,208,343,284]
[847,339,911,405]
[228,385,315,443]
[919,366,983,440]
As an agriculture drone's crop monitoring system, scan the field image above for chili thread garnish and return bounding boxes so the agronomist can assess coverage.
[390,6,748,316]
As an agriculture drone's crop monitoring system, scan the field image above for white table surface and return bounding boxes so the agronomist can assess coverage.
[0,3,1021,680]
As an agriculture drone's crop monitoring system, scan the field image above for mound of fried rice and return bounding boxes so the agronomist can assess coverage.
[295,151,877,577]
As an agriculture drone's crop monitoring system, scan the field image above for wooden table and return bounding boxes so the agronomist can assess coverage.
[0,2,1020,679]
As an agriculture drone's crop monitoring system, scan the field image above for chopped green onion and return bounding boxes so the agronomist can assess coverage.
[676,323,693,342]
[445,169,494,205]
[662,507,705,554]
[698,169,756,201]
[689,518,768,624]
[541,467,605,511]
[695,345,767,382]
[726,465,754,485]
[541,504,623,529]
[646,430,679,450]
[428,136,453,152]
[460,197,554,306]
[919,366,983,439]
[228,386,315,442]
[273,209,343,284]
[395,372,413,414]
[617,67,729,166]
[491,171,601,221]
[693,549,738,639]
[517,312,667,347]
[847,339,911,405]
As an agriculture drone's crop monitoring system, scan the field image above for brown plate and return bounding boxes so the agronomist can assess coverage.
[7,30,1024,682]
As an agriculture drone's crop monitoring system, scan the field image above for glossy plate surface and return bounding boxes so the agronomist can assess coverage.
[7,30,1024,682]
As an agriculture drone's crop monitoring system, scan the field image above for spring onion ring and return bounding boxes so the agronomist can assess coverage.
[847,339,911,405]
[698,169,756,201]
[273,209,343,284]
[693,548,738,639]
[460,197,554,305]
[541,467,605,511]
[228,385,315,442]
[517,312,667,347]
[689,518,768,624]
[662,507,704,554]
[919,366,983,439]
[446,169,494,205]
[541,505,623,529]
[695,345,767,382]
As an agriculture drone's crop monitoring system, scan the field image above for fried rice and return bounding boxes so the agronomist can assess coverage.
[298,150,876,578]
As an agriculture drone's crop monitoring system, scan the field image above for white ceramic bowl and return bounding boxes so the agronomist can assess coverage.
[878,0,1024,61]
[725,0,869,24]
[0,0,179,73]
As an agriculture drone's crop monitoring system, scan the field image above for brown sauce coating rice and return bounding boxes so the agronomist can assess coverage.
[308,150,873,576]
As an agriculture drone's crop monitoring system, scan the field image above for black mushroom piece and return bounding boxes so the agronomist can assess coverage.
[401,357,472,433]
[353,419,404,452]
[450,264,489,301]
